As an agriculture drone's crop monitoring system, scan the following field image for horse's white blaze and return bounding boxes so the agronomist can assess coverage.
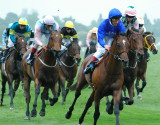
[22,39,24,42]
[123,40,126,45]
[56,34,58,37]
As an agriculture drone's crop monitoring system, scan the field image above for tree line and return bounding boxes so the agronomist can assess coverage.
[0,9,160,46]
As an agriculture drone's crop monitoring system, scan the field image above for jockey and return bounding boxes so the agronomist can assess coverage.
[28,29,35,48]
[121,6,139,32]
[86,27,98,48]
[2,23,13,49]
[27,15,60,65]
[137,17,146,32]
[84,27,98,58]
[137,17,150,61]
[84,8,125,74]
[60,20,78,51]
[1,18,30,62]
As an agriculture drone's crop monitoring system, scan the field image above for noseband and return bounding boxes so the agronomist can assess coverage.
[144,34,156,50]
[109,36,128,61]
[129,33,144,54]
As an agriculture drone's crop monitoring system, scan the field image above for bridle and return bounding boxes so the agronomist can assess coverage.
[109,36,129,61]
[144,34,156,50]
[129,33,144,54]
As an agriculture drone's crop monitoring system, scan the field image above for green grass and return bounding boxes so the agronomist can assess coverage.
[1,48,160,125]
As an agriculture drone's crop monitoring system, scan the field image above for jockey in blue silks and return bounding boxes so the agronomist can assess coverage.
[84,8,126,74]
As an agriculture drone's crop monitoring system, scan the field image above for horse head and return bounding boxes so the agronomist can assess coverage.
[47,31,62,57]
[66,39,81,66]
[89,38,97,53]
[128,28,145,61]
[143,32,158,54]
[15,35,27,59]
[111,32,130,68]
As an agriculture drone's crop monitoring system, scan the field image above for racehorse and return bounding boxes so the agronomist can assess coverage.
[21,31,62,120]
[135,32,158,100]
[84,38,97,58]
[57,39,81,105]
[65,32,130,125]
[0,35,27,109]
[122,28,145,105]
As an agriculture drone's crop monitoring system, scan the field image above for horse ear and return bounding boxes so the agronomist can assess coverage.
[152,32,154,35]
[16,35,20,40]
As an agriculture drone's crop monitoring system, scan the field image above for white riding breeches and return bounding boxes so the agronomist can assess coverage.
[93,36,113,59]
[7,37,14,48]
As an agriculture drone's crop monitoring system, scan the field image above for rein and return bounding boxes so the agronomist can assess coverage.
[144,34,155,50]
[38,57,58,68]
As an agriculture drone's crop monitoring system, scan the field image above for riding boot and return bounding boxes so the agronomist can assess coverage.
[27,52,35,65]
[84,61,97,74]
[1,48,9,63]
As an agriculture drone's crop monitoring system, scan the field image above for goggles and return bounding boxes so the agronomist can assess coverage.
[126,15,135,18]
[20,25,26,27]
[66,28,71,30]
[139,24,144,27]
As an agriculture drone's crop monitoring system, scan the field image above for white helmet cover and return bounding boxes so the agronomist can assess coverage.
[43,15,55,25]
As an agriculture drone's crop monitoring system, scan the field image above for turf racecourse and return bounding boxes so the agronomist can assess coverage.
[1,48,160,125]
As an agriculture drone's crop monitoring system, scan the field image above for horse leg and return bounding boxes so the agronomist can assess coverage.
[13,79,20,98]
[58,76,66,105]
[24,76,31,120]
[57,78,61,97]
[106,97,114,114]
[8,77,14,109]
[31,82,40,117]
[79,91,95,125]
[113,90,122,125]
[49,84,58,106]
[0,75,7,106]
[122,85,127,97]
[65,73,87,119]
[126,83,134,105]
[140,74,147,92]
[64,79,74,102]
[39,87,49,117]
[135,77,142,100]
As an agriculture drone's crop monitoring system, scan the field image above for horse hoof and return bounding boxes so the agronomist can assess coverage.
[24,116,30,120]
[39,110,45,117]
[49,98,58,106]
[31,110,37,117]
[119,103,123,110]
[10,105,14,110]
[65,111,72,119]
[126,100,134,105]
[106,108,113,115]
[137,95,142,100]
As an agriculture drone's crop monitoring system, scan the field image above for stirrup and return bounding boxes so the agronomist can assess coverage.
[27,59,32,65]
[84,65,94,74]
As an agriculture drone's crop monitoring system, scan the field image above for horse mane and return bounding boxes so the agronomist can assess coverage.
[144,32,152,35]
[131,27,139,32]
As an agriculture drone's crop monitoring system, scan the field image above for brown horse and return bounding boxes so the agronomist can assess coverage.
[122,29,145,105]
[65,33,130,125]
[57,39,81,105]
[0,35,27,109]
[21,31,62,120]
[135,32,158,100]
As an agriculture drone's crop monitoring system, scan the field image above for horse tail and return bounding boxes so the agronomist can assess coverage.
[69,82,77,91]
